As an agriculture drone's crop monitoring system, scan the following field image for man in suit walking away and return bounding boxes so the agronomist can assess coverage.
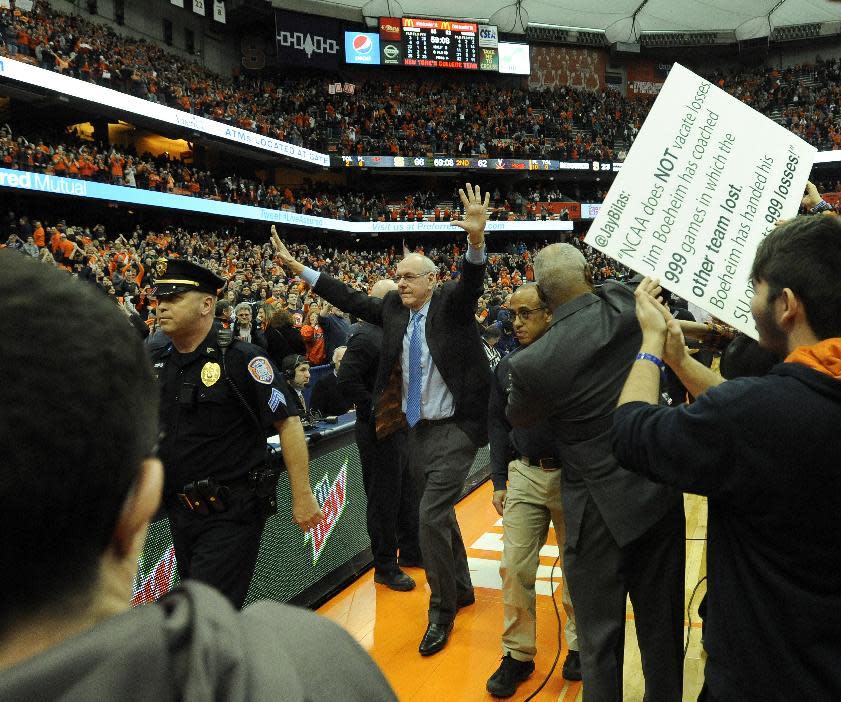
[337,279,422,592]
[506,244,685,702]
[271,183,492,656]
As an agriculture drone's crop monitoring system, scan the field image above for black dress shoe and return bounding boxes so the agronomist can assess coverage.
[373,569,416,591]
[562,649,582,681]
[418,621,453,656]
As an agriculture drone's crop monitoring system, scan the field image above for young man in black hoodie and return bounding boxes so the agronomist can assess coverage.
[0,250,396,702]
[614,215,841,702]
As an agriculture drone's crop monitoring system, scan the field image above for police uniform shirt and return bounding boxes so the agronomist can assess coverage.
[151,328,297,494]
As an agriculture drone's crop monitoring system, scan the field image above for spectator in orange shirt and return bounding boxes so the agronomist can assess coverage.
[300,311,326,365]
[32,221,45,248]
[109,153,125,184]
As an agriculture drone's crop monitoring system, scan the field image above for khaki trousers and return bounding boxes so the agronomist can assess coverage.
[500,458,577,661]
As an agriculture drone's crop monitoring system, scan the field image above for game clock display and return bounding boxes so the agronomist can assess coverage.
[401,18,478,70]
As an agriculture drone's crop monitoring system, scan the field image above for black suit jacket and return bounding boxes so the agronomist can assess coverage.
[336,321,381,424]
[506,280,682,549]
[313,257,491,447]
[310,371,353,417]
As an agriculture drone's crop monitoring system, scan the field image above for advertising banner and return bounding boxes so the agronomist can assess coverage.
[585,63,816,338]
[378,17,402,64]
[478,24,499,48]
[479,47,499,72]
[345,31,381,65]
[275,9,341,70]
[378,16,401,41]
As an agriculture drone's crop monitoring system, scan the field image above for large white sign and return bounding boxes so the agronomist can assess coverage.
[0,57,329,168]
[586,63,816,337]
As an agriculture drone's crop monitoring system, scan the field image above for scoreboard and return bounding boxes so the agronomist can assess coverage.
[401,18,478,70]
[345,17,528,73]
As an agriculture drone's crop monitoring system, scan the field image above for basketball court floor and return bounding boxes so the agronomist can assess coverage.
[319,482,708,701]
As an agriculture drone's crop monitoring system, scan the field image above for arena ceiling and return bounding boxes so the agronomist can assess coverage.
[290,0,841,41]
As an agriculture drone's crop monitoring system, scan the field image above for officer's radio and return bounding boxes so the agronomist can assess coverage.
[217,325,233,349]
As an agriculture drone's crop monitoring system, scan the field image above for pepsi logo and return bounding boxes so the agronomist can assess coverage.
[353,34,373,54]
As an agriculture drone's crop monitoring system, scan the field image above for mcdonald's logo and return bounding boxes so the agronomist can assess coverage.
[441,21,451,30]
[403,18,414,28]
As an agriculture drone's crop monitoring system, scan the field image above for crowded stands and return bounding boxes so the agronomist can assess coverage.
[0,127,614,220]
[3,203,627,324]
[0,2,839,161]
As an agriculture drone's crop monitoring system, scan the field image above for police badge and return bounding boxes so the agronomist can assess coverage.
[201,361,222,387]
[155,258,168,277]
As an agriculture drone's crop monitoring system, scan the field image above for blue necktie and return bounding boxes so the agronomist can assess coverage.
[406,312,424,427]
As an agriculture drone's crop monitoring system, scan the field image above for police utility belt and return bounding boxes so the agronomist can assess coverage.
[176,466,278,516]
[176,329,281,517]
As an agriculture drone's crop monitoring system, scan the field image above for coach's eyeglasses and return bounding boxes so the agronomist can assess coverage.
[512,306,548,322]
[393,272,433,283]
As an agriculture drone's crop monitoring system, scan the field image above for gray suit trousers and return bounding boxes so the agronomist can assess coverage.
[564,495,685,702]
[408,420,477,625]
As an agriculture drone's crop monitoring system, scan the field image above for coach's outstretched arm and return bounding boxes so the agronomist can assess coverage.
[270,225,386,326]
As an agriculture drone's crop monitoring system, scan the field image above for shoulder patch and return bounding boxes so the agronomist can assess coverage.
[247,356,275,384]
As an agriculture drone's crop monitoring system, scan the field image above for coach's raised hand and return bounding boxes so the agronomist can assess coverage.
[452,182,490,248]
[270,225,305,275]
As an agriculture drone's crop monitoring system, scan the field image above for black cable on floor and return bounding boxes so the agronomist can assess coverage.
[523,555,562,701]
[684,576,708,659]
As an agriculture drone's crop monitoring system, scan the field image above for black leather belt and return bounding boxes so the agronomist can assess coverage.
[521,456,562,471]
[414,417,455,429]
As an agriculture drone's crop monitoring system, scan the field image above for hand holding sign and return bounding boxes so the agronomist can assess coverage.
[633,277,670,345]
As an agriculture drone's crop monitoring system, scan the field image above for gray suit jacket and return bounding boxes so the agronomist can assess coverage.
[506,280,681,549]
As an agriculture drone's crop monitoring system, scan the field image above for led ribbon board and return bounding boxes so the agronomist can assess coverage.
[0,167,574,233]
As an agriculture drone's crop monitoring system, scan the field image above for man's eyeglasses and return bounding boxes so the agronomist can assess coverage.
[393,272,432,283]
[512,306,548,322]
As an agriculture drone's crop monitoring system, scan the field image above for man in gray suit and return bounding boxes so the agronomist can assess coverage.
[505,244,685,701]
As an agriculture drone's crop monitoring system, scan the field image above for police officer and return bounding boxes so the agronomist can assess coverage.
[485,283,579,699]
[150,258,322,608]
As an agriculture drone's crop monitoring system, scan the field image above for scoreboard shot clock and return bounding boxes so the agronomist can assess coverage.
[401,17,479,70]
